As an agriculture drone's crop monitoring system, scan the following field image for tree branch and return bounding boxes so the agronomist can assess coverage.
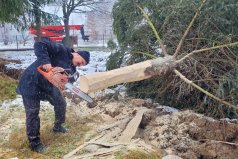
[174,69,238,110]
[137,5,168,56]
[176,41,238,63]
[173,0,207,59]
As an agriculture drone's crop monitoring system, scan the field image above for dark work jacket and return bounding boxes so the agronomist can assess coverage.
[17,41,76,97]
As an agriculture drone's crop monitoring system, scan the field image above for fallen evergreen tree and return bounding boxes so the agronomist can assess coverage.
[108,0,238,118]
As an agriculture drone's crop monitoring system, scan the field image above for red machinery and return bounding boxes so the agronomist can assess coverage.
[29,25,89,44]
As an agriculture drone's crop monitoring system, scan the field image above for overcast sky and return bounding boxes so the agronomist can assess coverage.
[43,5,86,25]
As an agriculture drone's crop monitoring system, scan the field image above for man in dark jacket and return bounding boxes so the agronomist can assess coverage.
[17,41,90,153]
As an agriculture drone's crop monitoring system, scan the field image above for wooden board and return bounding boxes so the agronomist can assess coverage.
[118,109,147,143]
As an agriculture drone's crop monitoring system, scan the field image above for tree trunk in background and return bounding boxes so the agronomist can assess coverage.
[3,24,9,45]
[63,16,72,47]
[33,4,41,41]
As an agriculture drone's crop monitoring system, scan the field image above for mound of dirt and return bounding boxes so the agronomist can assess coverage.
[144,110,238,159]
[0,58,23,79]
[64,97,238,159]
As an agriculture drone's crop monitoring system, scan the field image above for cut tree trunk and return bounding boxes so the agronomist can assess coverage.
[79,55,174,93]
[78,53,236,109]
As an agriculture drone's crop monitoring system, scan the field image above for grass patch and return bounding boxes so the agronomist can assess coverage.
[115,150,162,159]
[0,75,17,101]
[0,112,10,124]
[3,108,95,158]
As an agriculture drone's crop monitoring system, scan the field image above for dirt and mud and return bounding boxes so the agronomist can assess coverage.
[0,58,23,79]
[59,96,238,159]
[144,109,238,159]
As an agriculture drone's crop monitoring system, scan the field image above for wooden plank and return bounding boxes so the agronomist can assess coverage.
[97,117,131,133]
[118,109,147,143]
[70,146,123,159]
[63,134,104,159]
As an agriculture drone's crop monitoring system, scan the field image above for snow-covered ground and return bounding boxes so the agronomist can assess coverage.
[77,51,111,75]
[0,41,34,49]
[0,50,36,69]
[0,50,111,75]
[0,40,109,49]
[0,49,116,107]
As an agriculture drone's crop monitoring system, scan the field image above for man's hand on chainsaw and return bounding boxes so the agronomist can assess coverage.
[48,67,69,90]
[37,65,93,103]
[51,67,65,73]
[43,64,53,71]
[39,65,68,90]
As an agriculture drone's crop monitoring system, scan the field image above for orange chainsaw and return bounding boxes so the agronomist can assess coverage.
[37,65,93,103]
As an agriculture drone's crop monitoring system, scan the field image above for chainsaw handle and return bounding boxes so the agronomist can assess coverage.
[37,65,66,77]
[37,65,51,76]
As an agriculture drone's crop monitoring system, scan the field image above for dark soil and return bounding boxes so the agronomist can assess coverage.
[144,110,238,159]
[0,58,23,80]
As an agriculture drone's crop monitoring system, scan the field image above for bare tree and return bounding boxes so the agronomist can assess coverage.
[59,0,107,47]
[0,24,9,45]
[20,31,31,46]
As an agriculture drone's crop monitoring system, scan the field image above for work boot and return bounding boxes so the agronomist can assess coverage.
[31,143,48,153]
[53,125,69,133]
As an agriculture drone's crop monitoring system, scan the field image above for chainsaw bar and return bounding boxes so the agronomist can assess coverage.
[65,83,93,103]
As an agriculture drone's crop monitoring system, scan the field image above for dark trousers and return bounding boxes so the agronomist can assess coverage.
[22,87,66,148]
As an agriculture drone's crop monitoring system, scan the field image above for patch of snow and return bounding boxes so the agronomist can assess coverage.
[0,50,36,69]
[77,51,111,75]
[0,41,34,49]
[155,104,179,114]
[120,53,131,67]
[1,96,24,111]
[1,95,56,111]
[0,50,111,75]
[114,85,126,91]
[0,48,114,107]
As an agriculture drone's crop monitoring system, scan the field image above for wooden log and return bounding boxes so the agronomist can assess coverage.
[79,55,174,93]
